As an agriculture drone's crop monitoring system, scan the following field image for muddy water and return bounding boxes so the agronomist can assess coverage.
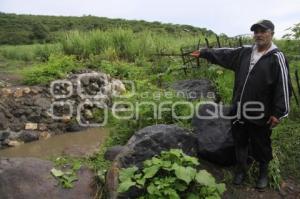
[0,128,109,159]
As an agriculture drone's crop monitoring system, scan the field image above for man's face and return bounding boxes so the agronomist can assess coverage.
[253,27,274,48]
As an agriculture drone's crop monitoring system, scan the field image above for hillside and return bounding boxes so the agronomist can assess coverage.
[0,12,215,45]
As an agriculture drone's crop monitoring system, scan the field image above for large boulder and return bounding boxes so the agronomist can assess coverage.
[0,157,96,199]
[117,124,198,168]
[171,79,217,101]
[192,103,235,166]
[105,124,198,199]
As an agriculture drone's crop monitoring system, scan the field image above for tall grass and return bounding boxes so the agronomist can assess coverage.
[0,43,62,61]
[60,29,202,61]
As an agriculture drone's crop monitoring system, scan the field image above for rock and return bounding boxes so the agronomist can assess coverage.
[1,88,13,97]
[112,79,126,94]
[14,88,23,98]
[38,123,48,131]
[65,123,85,132]
[0,157,96,199]
[118,124,198,168]
[171,79,217,101]
[191,103,236,166]
[7,140,23,147]
[105,124,198,199]
[39,131,51,140]
[0,112,8,130]
[62,115,72,123]
[81,76,90,86]
[11,108,26,117]
[0,131,10,141]
[2,138,9,145]
[23,87,31,94]
[34,97,51,110]
[19,131,39,142]
[84,109,94,119]
[0,80,5,88]
[25,123,38,130]
[9,122,24,132]
[8,131,19,140]
[27,114,41,123]
[20,115,27,122]
[104,145,125,161]
[31,88,39,94]
[24,108,33,116]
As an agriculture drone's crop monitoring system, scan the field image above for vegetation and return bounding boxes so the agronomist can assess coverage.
[22,54,79,85]
[51,157,82,188]
[0,12,214,45]
[118,149,226,199]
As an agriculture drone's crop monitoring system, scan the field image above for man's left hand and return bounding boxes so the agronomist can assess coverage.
[267,116,280,129]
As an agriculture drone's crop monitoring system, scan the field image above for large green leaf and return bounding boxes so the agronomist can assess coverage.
[119,166,138,182]
[147,183,161,196]
[143,165,160,179]
[118,179,136,193]
[182,155,200,166]
[163,188,180,199]
[195,170,216,186]
[51,168,64,177]
[173,164,197,184]
[72,161,81,171]
[215,183,226,194]
[174,181,187,191]
[186,193,200,199]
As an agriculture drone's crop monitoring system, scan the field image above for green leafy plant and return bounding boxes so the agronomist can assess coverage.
[23,54,80,85]
[118,149,226,199]
[50,159,82,189]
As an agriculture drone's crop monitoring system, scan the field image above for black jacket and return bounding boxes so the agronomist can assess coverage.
[200,46,292,125]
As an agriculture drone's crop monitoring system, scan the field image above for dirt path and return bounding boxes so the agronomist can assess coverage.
[0,72,23,86]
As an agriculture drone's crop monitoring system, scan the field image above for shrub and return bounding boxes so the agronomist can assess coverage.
[118,149,226,199]
[23,54,79,85]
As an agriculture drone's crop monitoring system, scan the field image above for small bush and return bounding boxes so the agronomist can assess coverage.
[23,54,79,85]
[118,149,226,199]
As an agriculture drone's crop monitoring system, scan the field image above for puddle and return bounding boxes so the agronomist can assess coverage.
[0,128,109,159]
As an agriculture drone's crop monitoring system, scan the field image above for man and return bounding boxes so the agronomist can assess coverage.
[191,20,292,189]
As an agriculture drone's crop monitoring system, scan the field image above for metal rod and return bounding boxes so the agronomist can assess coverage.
[205,38,210,48]
[239,37,243,47]
[151,53,182,56]
[296,69,300,97]
[216,35,221,48]
[291,84,299,105]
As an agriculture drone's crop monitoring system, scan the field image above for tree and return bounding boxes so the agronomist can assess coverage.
[31,22,49,41]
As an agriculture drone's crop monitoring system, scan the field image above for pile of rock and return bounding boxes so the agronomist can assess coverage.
[0,130,41,148]
[0,71,126,149]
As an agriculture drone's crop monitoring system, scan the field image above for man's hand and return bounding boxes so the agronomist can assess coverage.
[190,50,200,58]
[267,116,280,129]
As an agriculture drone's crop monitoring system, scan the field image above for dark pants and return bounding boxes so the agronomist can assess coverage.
[231,121,273,167]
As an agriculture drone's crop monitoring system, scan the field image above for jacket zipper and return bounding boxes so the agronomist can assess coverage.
[235,70,251,122]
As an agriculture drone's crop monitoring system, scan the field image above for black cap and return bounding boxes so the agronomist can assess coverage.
[250,20,274,31]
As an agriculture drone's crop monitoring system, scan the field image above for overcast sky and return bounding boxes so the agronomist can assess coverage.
[1,0,299,38]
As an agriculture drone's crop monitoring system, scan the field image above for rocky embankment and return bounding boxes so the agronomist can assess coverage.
[0,70,125,149]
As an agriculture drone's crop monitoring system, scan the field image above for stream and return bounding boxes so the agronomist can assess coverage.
[0,128,108,158]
